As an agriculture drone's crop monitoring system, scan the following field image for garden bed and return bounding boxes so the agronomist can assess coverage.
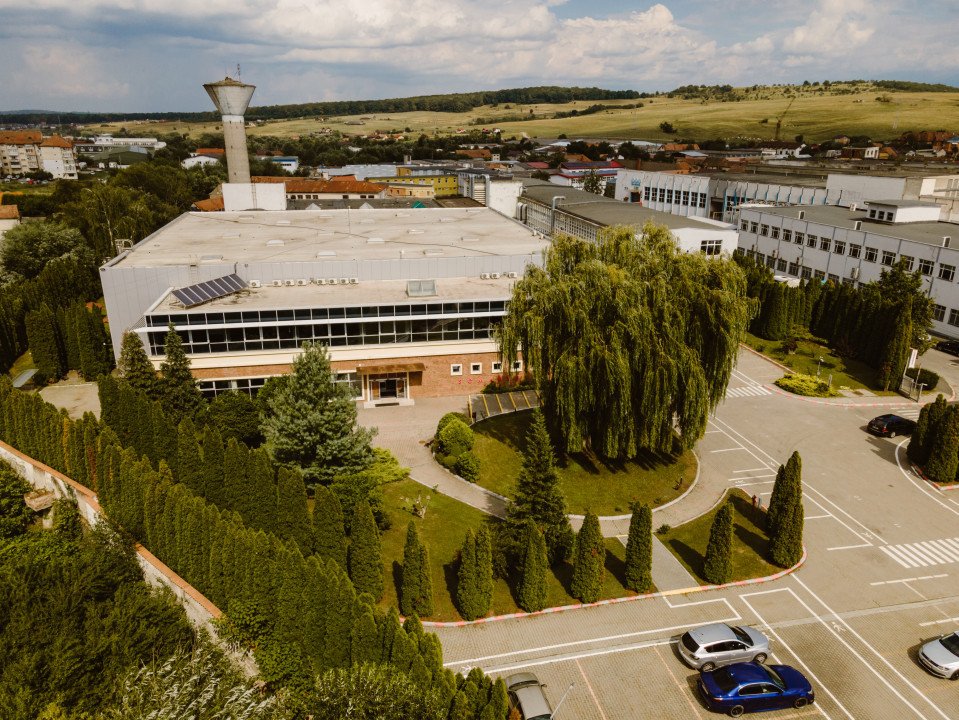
[469,411,696,515]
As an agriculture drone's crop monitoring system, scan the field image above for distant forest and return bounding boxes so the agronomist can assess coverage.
[0,86,641,125]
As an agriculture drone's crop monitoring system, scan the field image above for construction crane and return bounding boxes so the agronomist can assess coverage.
[774,97,796,142]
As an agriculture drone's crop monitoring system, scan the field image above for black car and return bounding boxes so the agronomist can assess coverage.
[867,414,916,438]
[936,340,959,356]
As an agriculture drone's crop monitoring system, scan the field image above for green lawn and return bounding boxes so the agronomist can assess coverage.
[658,490,783,585]
[379,479,646,621]
[470,411,696,515]
[742,332,897,395]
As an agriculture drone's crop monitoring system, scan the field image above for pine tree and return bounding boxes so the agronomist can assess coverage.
[474,526,493,618]
[348,500,384,602]
[201,424,225,505]
[456,528,478,620]
[159,325,203,420]
[400,522,422,617]
[910,394,947,466]
[247,447,277,532]
[26,304,63,383]
[276,466,311,554]
[60,305,80,371]
[261,342,376,485]
[507,409,573,563]
[624,503,653,593]
[223,438,250,517]
[766,464,788,538]
[176,417,204,495]
[925,405,959,483]
[313,485,348,569]
[517,521,548,612]
[771,491,805,568]
[876,302,912,391]
[415,543,434,618]
[76,305,103,380]
[570,510,605,603]
[703,501,733,585]
[119,331,158,398]
[98,375,120,433]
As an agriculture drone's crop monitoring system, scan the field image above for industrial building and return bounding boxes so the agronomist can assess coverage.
[737,200,959,337]
[100,207,547,404]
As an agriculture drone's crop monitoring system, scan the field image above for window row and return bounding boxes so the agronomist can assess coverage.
[450,360,522,376]
[147,317,498,355]
[147,300,509,328]
[643,186,707,208]
[701,239,723,256]
[196,372,362,399]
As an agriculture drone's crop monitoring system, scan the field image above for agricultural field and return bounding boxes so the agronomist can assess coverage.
[95,83,959,144]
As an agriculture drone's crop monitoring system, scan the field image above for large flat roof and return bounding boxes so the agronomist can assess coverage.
[111,207,546,268]
[745,205,959,246]
[522,181,731,232]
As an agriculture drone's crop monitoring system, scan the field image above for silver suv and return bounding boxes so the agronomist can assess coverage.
[678,623,771,671]
[506,673,553,720]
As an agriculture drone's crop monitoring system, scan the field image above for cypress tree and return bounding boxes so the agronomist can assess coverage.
[276,466,311,554]
[325,569,356,669]
[251,529,277,617]
[118,331,158,398]
[517,520,547,612]
[132,389,154,462]
[201,424,225,505]
[456,528,479,620]
[474,526,493,618]
[151,402,177,469]
[60,305,80,372]
[876,302,912,390]
[176,416,204,495]
[771,488,804,568]
[76,305,101,380]
[624,503,653,593]
[703,501,733,585]
[313,485,348,569]
[348,500,384,602]
[507,409,574,563]
[159,324,203,420]
[350,609,380,667]
[400,521,422,617]
[925,405,959,483]
[480,678,509,720]
[415,543,434,618]
[571,510,605,603]
[766,463,788,538]
[247,447,277,531]
[223,438,249,517]
[910,394,947,467]
[26,304,63,382]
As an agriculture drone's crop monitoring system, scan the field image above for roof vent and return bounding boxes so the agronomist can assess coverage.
[407,279,437,297]
[200,254,223,262]
[854,221,862,231]
[849,203,858,212]
[407,229,425,235]
[316,250,337,257]
[944,236,952,248]
[276,219,291,225]
[461,236,480,243]
[266,239,285,246]
[222,232,240,239]
[424,249,444,256]
[367,237,386,244]
[798,211,805,220]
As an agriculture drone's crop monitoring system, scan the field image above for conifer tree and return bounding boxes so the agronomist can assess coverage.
[26,304,63,383]
[119,331,158,398]
[248,447,277,531]
[400,522,422,617]
[276,466,311,554]
[76,306,101,379]
[415,543,434,618]
[474,526,493,618]
[348,500,384,602]
[262,342,375,485]
[570,510,605,603]
[313,485,348,569]
[223,438,250,517]
[507,409,574,563]
[176,416,204,495]
[876,302,912,391]
[159,325,203,420]
[624,503,653,593]
[60,305,80,371]
[925,405,959,483]
[151,401,177,470]
[910,394,947,467]
[517,520,548,612]
[703,501,733,585]
[350,610,380,667]
[201,424,225,506]
[771,491,805,568]
[456,528,479,620]
[766,464,788,538]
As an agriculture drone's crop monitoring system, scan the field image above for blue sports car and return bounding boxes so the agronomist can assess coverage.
[698,661,814,717]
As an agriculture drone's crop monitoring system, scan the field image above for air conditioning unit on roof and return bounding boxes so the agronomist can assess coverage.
[507,271,518,278]
[328,278,339,285]
[349,278,358,284]
[271,280,283,287]
[296,279,309,286]
[284,279,296,286]
[315,278,328,285]
[490,272,501,279]
[249,280,262,288]
[340,278,350,285]
[480,272,491,280]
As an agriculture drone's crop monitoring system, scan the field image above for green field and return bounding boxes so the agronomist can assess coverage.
[99,83,959,143]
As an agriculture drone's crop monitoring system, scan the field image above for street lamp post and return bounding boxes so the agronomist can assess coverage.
[917,381,927,404]
[551,682,576,718]
[816,355,824,378]
[550,195,566,236]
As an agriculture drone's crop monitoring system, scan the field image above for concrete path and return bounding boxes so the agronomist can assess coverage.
[648,535,699,591]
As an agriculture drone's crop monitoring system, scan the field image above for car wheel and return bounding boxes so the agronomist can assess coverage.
[889,431,896,438]
[700,662,716,672]
[951,670,959,681]
[729,705,745,718]
[753,653,767,664]
[795,697,809,708]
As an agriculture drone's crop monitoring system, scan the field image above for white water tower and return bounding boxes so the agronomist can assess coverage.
[203,77,255,184]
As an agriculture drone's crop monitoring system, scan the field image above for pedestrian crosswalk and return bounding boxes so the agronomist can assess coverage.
[880,538,959,568]
[726,384,773,399]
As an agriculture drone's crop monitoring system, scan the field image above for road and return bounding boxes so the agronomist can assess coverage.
[433,349,959,719]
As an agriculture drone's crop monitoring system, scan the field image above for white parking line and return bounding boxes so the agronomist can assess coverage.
[827,544,874,551]
[482,638,674,674]
[805,514,832,520]
[919,616,959,627]
[870,574,948,586]
[733,468,772,473]
[895,439,959,515]
[712,447,747,453]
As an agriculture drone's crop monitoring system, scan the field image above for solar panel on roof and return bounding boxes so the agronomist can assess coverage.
[172,273,248,308]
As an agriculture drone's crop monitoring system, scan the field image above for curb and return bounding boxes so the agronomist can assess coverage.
[909,460,959,492]
[420,547,807,628]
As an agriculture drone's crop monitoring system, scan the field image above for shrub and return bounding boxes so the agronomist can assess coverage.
[774,373,840,397]
[439,454,458,470]
[437,419,474,458]
[778,338,798,354]
[454,451,481,483]
[482,376,536,394]
[436,412,470,436]
[905,367,940,391]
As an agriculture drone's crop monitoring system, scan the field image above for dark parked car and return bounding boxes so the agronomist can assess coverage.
[698,662,814,717]
[936,340,959,356]
[867,414,916,438]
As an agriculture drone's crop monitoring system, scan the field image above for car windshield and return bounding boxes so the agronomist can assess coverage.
[940,633,959,657]
[682,633,699,653]
[731,626,753,644]
[712,667,738,694]
[763,665,786,690]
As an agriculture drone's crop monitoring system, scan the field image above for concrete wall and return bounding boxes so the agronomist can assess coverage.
[0,439,222,631]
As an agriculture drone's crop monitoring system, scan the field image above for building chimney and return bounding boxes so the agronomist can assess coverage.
[203,77,256,184]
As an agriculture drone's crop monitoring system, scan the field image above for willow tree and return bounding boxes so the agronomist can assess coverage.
[500,224,753,458]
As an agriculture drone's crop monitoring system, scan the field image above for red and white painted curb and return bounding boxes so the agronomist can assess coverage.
[417,548,807,628]
[910,461,959,493]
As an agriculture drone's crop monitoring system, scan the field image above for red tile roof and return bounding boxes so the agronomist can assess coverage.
[39,135,73,148]
[193,197,225,211]
[0,205,20,220]
[456,149,492,159]
[252,177,387,194]
[195,147,225,156]
[0,131,42,145]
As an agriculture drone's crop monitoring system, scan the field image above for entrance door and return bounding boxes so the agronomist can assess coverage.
[378,379,398,398]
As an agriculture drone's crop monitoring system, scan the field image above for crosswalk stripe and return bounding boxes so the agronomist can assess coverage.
[934,538,959,559]
[915,541,955,564]
[880,546,917,568]
[726,385,773,398]
[881,538,959,568]
[890,545,930,567]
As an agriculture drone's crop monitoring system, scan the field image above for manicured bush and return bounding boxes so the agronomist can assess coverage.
[570,511,604,603]
[517,521,547,612]
[774,373,840,397]
[437,412,470,435]
[905,367,940,392]
[624,504,652,593]
[703,501,733,585]
[455,451,481,482]
[437,419,474,458]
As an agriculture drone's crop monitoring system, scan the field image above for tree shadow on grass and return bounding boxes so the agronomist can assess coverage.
[473,411,533,454]
[604,546,628,589]
[551,560,576,598]
[667,539,704,579]
[443,557,460,614]
[391,560,403,602]
[733,524,770,559]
